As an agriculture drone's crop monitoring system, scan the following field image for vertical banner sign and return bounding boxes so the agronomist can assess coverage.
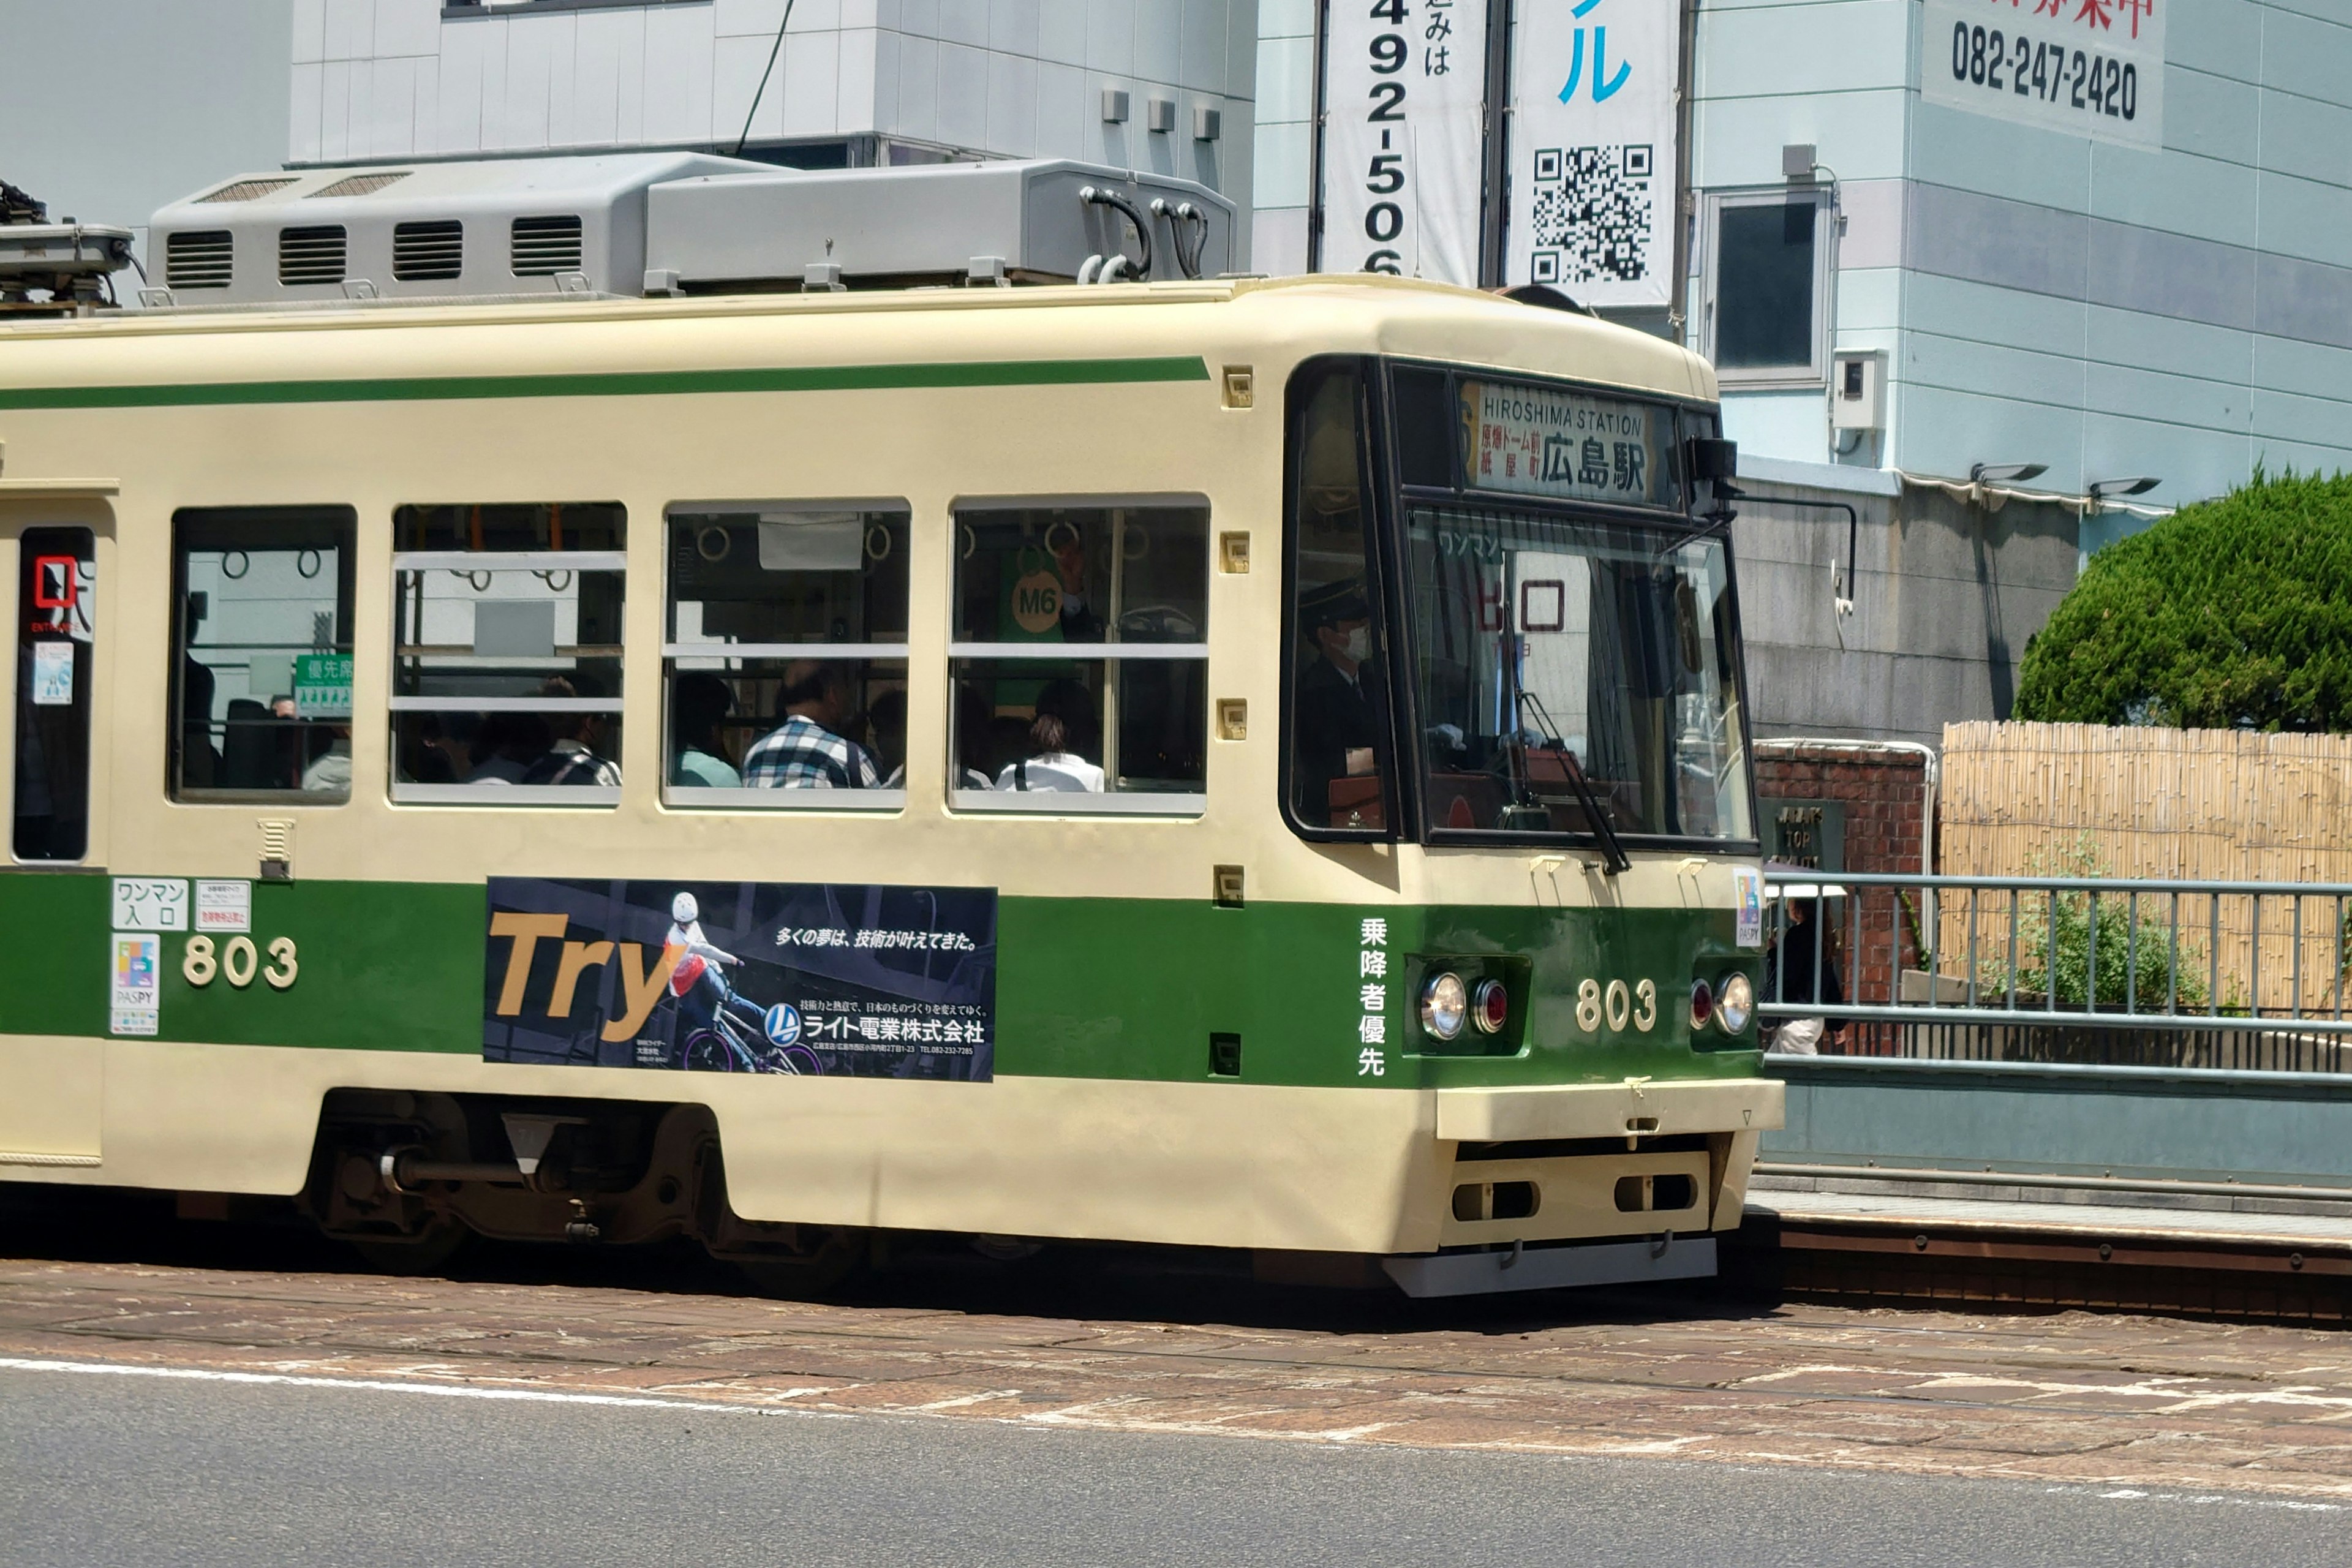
[1322,0,1490,282]
[1921,0,2163,152]
[1506,0,1679,307]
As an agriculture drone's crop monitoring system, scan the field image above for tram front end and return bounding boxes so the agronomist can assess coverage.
[1272,349,1780,1296]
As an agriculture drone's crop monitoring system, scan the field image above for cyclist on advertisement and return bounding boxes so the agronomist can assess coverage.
[663,892,780,1039]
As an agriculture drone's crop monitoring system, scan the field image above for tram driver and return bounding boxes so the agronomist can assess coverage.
[742,660,881,789]
[1294,579,1384,824]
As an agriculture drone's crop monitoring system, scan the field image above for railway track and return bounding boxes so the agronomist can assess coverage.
[1741,1177,2352,1324]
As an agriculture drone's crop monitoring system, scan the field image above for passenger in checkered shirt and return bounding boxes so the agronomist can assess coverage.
[742,661,880,790]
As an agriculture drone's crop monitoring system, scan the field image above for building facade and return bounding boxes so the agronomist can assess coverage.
[287,0,1254,233]
[1686,0,2352,538]
[1259,0,2352,527]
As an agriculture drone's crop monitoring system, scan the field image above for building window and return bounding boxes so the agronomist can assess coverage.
[391,503,626,804]
[13,529,96,862]
[1702,191,1833,386]
[663,502,910,807]
[171,507,357,801]
[950,502,1209,813]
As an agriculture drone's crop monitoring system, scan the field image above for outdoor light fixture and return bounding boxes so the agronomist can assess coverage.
[1969,462,2048,484]
[2089,477,2161,501]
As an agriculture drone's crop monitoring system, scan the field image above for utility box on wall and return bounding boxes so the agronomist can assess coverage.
[1830,349,1887,432]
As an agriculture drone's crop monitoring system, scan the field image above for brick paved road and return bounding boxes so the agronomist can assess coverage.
[1,1244,2348,1502]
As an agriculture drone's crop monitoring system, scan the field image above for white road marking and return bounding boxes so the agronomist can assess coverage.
[0,1355,798,1415]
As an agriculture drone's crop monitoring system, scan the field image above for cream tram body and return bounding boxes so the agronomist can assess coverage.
[0,276,1779,1289]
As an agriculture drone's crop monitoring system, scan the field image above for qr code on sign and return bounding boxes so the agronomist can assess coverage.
[1527,145,1653,285]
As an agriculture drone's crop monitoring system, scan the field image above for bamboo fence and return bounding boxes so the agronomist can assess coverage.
[1934,722,2352,1018]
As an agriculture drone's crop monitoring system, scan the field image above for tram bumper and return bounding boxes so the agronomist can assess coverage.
[1431,1076,1782,1145]
[1372,1077,1782,1297]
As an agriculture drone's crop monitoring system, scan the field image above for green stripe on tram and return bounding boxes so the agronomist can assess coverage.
[0,355,1213,412]
[0,873,1762,1091]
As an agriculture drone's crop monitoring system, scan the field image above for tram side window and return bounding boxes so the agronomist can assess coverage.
[1284,363,1393,835]
[390,503,625,804]
[663,502,910,805]
[13,529,96,861]
[949,503,1208,813]
[171,508,357,801]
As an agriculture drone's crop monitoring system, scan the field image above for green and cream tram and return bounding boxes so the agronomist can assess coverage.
[0,268,1779,1295]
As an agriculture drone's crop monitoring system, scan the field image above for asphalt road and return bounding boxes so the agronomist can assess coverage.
[2,1359,2342,1568]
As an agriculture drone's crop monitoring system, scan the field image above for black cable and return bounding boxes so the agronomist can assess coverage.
[1082,187,1152,279]
[733,0,799,159]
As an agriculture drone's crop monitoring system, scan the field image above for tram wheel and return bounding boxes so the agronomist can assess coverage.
[728,1227,870,1298]
[348,1219,473,1276]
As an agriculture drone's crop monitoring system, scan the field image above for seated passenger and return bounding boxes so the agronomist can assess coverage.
[301,723,353,793]
[670,671,741,788]
[467,710,549,783]
[997,712,1105,793]
[742,661,880,789]
[522,676,622,786]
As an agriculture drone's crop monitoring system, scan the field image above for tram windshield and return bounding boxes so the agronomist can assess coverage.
[1405,503,1752,843]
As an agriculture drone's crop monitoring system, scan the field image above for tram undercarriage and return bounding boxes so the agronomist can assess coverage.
[295,1080,1774,1297]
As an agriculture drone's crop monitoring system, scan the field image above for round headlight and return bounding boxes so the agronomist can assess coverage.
[1717,971,1755,1035]
[1689,978,1715,1031]
[1420,971,1468,1041]
[1471,978,1510,1036]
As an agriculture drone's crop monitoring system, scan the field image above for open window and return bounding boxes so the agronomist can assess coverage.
[171,507,356,801]
[1700,190,1834,388]
[663,501,909,807]
[391,503,625,804]
[949,501,1208,813]
[13,529,96,862]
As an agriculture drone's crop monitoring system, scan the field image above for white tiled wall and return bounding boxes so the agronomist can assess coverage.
[292,0,1254,242]
[1247,0,1311,273]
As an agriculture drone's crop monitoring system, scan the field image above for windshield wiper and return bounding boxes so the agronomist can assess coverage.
[1558,748,1631,876]
[1514,691,1630,876]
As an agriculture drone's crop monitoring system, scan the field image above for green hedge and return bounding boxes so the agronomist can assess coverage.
[2016,470,2352,731]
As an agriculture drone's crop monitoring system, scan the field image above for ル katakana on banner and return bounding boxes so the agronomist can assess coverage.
[1506,0,1681,307]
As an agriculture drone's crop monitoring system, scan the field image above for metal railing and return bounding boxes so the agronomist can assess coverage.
[1758,870,2352,1071]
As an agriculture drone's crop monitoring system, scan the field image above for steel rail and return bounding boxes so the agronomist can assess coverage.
[1753,1161,2352,1203]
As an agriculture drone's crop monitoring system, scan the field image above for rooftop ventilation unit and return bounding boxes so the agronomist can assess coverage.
[510,214,584,276]
[147,153,1234,307]
[277,224,347,286]
[165,229,234,289]
[644,159,1235,290]
[392,220,462,282]
[196,177,298,205]
[149,153,763,304]
[307,171,409,200]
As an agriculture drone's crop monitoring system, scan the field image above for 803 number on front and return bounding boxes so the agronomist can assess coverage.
[1574,978,1657,1034]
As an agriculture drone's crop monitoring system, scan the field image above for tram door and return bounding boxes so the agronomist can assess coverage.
[0,506,108,1163]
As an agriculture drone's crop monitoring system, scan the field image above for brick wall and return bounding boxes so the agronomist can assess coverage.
[1755,741,1934,1036]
